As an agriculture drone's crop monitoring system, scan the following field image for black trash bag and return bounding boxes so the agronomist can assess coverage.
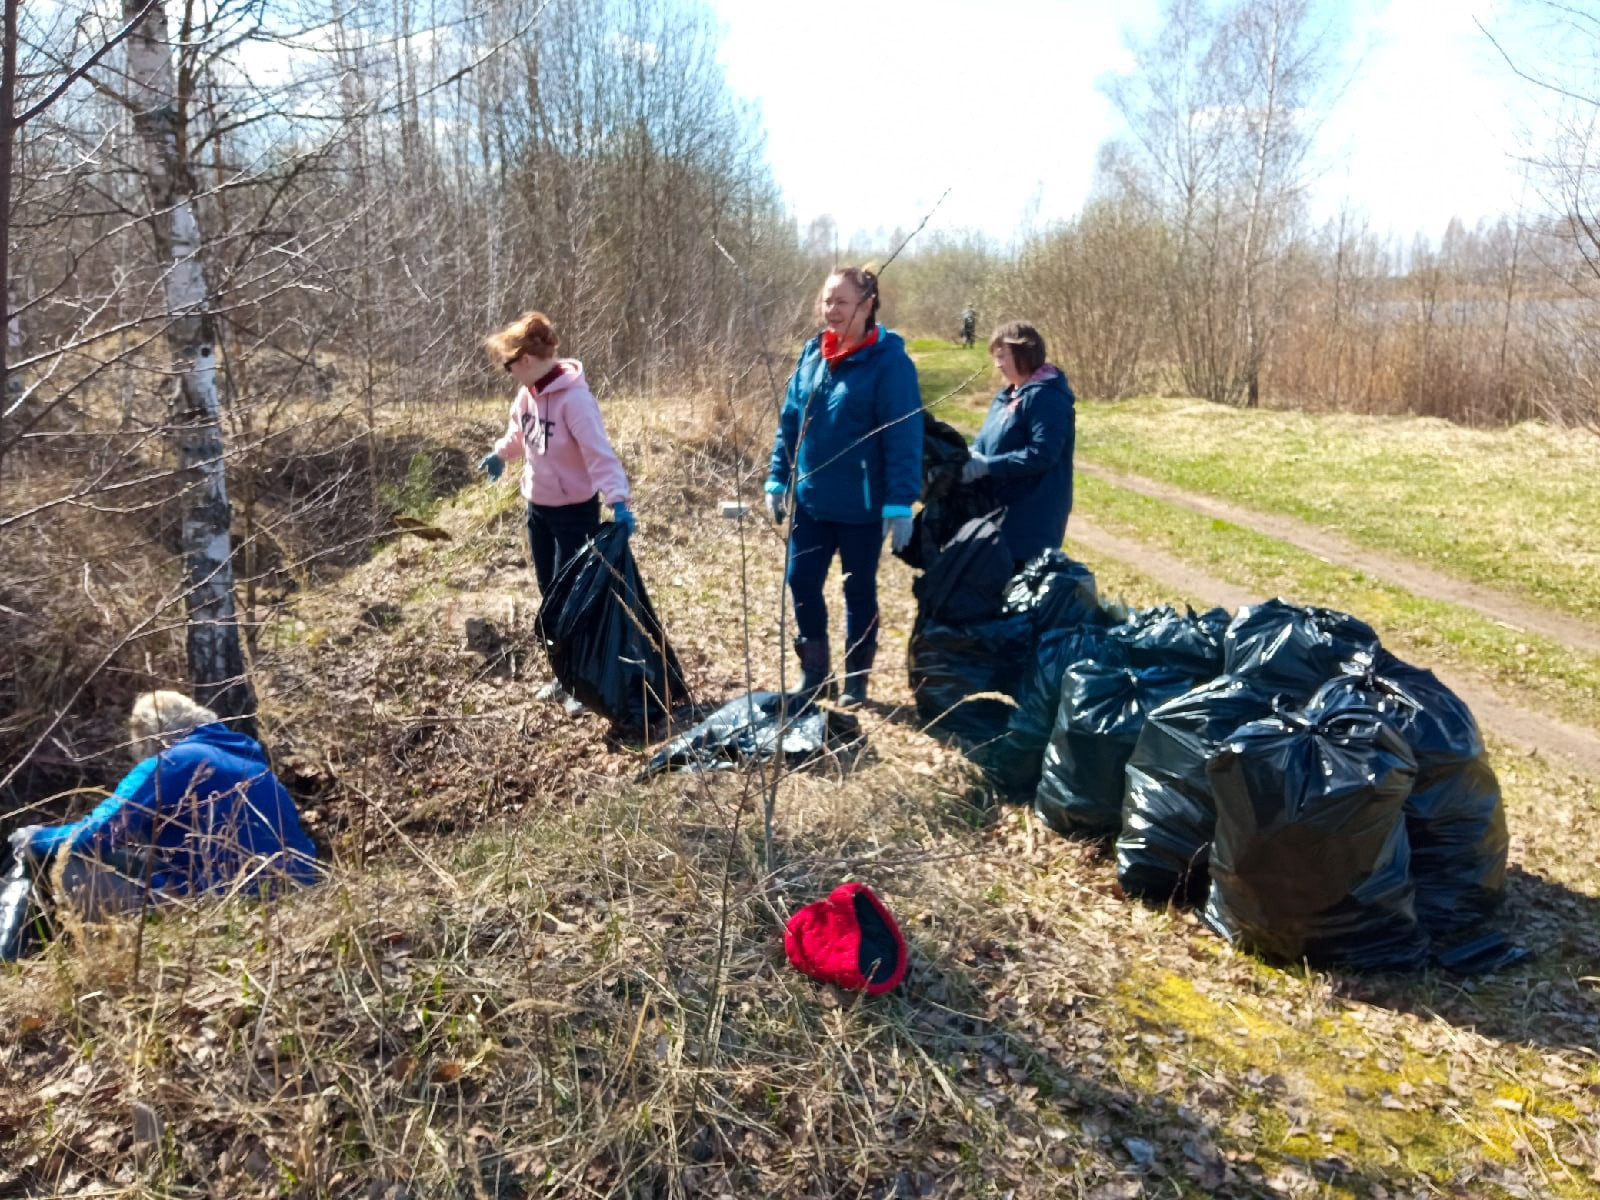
[0,857,39,963]
[1203,700,1429,972]
[895,417,997,570]
[911,512,1013,627]
[1117,675,1291,905]
[1222,599,1383,698]
[908,614,1034,745]
[1034,663,1195,838]
[641,691,861,777]
[1000,551,1102,635]
[979,627,1126,798]
[537,524,689,735]
[1313,655,1508,938]
[1107,604,1231,678]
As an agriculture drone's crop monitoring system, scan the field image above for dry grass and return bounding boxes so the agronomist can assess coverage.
[2,392,1598,1198]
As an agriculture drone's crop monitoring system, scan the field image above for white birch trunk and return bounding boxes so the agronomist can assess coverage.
[124,1,254,728]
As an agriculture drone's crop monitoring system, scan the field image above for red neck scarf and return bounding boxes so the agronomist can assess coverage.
[821,324,879,365]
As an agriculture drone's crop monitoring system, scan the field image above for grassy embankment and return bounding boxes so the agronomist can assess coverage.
[2,367,1598,1198]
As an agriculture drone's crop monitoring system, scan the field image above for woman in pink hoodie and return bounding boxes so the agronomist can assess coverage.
[480,311,634,703]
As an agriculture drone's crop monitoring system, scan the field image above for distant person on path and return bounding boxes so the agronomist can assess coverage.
[478,310,635,712]
[765,266,924,707]
[6,692,318,922]
[961,321,1076,567]
[960,304,976,348]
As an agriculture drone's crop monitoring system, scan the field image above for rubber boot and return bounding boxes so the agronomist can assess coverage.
[840,640,876,708]
[793,637,831,700]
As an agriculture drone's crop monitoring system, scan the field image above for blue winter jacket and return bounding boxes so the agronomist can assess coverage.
[971,365,1076,563]
[767,327,924,525]
[25,724,318,896]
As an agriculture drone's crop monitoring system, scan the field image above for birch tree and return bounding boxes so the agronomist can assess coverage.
[124,0,254,728]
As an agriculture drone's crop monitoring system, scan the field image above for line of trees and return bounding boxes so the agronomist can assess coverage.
[875,0,1600,428]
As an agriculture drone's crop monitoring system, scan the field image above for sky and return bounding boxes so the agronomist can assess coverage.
[705,0,1555,250]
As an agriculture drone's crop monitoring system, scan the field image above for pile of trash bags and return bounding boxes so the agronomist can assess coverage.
[538,524,690,738]
[901,436,1512,974]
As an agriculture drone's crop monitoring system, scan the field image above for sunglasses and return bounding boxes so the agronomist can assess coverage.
[503,352,525,373]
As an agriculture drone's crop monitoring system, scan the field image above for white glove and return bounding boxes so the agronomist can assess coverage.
[960,456,990,483]
[884,515,914,553]
[765,490,787,525]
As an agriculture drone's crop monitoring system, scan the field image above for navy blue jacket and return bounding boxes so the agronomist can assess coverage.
[767,327,924,525]
[971,365,1076,562]
[24,724,318,895]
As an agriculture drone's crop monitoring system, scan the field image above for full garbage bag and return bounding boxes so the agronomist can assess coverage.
[1106,604,1230,678]
[1314,655,1507,937]
[1203,697,1429,972]
[911,513,1013,626]
[1034,663,1194,838]
[908,614,1034,745]
[1000,551,1101,635]
[1117,675,1291,905]
[537,524,689,736]
[641,691,861,777]
[895,417,996,570]
[1222,599,1382,698]
[980,627,1126,799]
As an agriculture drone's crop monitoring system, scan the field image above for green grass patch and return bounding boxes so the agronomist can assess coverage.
[1074,473,1600,733]
[908,338,995,415]
[1071,397,1600,625]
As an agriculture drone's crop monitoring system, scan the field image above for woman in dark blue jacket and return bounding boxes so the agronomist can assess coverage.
[962,321,1076,567]
[765,266,924,706]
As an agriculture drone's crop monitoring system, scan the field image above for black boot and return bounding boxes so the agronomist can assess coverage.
[793,637,831,700]
[840,640,876,708]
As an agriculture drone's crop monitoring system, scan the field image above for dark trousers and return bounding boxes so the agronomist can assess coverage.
[786,505,882,653]
[527,494,601,597]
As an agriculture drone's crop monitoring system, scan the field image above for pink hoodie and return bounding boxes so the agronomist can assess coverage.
[493,359,630,508]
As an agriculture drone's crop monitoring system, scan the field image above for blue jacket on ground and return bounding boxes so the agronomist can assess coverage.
[971,365,1076,563]
[767,326,924,525]
[25,724,318,896]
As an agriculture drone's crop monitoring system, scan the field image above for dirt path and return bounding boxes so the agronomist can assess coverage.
[1069,514,1600,777]
[1077,461,1600,657]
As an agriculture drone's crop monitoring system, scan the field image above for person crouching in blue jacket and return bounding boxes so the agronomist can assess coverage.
[7,691,318,919]
[961,321,1076,568]
[765,266,924,707]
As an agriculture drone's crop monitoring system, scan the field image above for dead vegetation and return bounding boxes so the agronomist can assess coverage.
[1,394,1599,1199]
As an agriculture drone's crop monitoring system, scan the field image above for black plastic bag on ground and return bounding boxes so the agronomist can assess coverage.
[641,691,860,777]
[1117,675,1291,905]
[908,614,1034,745]
[980,628,1126,799]
[895,417,996,570]
[0,858,38,962]
[537,524,689,736]
[1222,599,1382,699]
[912,512,1014,626]
[1034,663,1195,838]
[1313,655,1508,938]
[1203,699,1428,972]
[1001,551,1101,635]
[1107,604,1230,677]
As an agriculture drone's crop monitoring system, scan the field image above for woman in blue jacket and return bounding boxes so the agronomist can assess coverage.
[7,691,318,917]
[765,266,924,706]
[962,321,1076,567]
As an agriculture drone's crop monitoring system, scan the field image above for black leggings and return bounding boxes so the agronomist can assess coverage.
[527,494,602,598]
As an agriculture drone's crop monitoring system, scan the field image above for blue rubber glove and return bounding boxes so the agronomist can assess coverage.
[960,456,990,484]
[611,501,636,536]
[479,453,504,481]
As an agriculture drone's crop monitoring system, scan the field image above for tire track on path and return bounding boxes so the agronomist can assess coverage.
[1068,514,1600,777]
[1076,461,1600,657]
